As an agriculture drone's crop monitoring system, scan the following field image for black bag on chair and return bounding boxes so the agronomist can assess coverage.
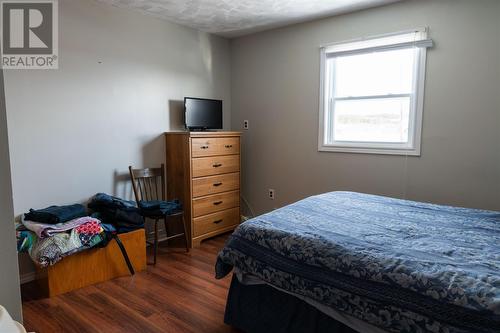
[88,193,144,233]
[88,193,143,276]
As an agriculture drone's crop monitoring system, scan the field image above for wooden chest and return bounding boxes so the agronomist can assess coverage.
[165,132,241,247]
[36,229,146,297]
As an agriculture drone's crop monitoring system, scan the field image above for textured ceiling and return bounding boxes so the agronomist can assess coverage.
[97,0,401,38]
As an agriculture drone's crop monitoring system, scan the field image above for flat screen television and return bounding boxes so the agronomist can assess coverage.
[184,97,223,131]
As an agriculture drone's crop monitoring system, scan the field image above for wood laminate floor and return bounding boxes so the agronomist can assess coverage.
[21,234,241,333]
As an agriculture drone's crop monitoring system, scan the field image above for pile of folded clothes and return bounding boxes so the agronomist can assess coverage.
[17,204,106,267]
[16,193,162,268]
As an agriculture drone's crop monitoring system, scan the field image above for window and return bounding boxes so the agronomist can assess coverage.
[318,30,433,155]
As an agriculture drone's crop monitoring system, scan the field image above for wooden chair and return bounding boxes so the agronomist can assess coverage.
[129,164,189,265]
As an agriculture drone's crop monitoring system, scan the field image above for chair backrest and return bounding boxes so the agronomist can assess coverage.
[128,164,165,203]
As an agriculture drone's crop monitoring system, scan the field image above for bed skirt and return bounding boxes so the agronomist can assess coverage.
[224,275,358,333]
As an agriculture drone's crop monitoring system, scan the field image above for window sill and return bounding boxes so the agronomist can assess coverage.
[318,145,421,156]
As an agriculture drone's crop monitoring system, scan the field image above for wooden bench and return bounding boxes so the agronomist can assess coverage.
[36,229,146,297]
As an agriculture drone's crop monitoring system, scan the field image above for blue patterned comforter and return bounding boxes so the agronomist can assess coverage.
[215,191,500,333]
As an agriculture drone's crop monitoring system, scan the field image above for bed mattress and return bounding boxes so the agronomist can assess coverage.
[216,191,500,333]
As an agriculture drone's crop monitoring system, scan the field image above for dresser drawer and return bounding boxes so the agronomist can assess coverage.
[192,172,239,198]
[192,155,240,178]
[191,137,240,157]
[192,190,239,217]
[193,207,240,237]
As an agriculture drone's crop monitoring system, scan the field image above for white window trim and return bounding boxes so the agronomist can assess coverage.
[318,29,432,156]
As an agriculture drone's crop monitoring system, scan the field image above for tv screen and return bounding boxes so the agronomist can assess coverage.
[184,97,223,130]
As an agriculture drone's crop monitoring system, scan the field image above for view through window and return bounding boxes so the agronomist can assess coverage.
[319,30,432,155]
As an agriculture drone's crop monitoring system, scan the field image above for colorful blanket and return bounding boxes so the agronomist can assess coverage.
[216,191,500,333]
[18,218,105,267]
[16,229,36,253]
[22,216,100,238]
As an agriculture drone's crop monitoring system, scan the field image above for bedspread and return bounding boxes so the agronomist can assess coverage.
[216,191,500,333]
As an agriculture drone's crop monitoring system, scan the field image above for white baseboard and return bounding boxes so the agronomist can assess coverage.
[20,271,36,284]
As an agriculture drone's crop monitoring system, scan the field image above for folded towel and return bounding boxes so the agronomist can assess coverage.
[138,200,182,217]
[24,204,86,225]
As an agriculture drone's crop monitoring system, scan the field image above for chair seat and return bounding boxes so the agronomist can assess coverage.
[138,200,182,218]
[141,211,183,220]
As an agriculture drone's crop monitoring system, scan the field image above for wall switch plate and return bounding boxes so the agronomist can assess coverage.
[244,120,249,129]
[268,189,275,200]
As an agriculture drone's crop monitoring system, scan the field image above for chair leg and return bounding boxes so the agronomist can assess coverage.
[153,219,159,265]
[163,217,169,248]
[181,214,189,252]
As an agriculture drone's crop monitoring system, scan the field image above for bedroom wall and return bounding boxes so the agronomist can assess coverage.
[0,70,22,321]
[4,0,231,278]
[231,0,500,215]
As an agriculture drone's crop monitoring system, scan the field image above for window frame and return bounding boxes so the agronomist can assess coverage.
[318,30,430,156]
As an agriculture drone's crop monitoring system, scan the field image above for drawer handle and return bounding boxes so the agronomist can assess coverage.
[213,182,223,187]
[224,144,233,148]
[212,163,222,168]
[200,145,209,149]
[213,219,223,224]
[213,201,223,205]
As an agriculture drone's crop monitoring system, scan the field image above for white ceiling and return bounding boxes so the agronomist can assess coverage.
[97,0,402,38]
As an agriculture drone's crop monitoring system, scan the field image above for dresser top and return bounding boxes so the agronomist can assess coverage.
[165,131,241,137]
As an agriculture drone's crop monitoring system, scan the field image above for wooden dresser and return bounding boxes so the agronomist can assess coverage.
[165,131,241,247]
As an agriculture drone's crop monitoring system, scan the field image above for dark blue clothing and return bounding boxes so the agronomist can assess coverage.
[88,193,144,233]
[138,200,182,217]
[89,193,136,209]
[25,204,86,224]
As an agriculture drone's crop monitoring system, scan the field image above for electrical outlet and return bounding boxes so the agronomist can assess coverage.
[268,189,275,200]
[243,120,249,130]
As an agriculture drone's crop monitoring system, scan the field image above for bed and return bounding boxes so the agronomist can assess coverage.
[215,191,500,333]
